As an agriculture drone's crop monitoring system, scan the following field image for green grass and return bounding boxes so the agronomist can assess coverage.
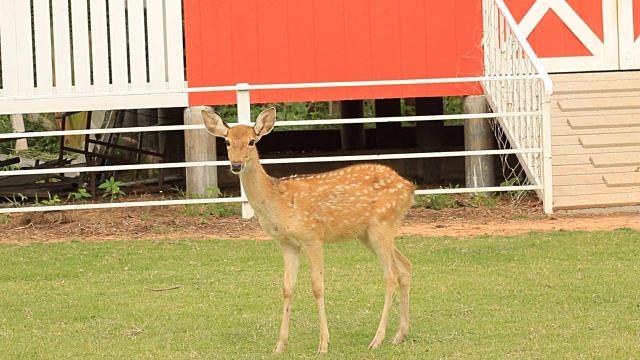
[1,230,639,359]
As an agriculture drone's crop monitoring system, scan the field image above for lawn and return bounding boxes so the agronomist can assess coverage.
[1,229,639,359]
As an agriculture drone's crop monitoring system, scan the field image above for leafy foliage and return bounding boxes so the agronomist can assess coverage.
[3,193,27,207]
[0,114,59,155]
[67,189,92,203]
[37,193,62,206]
[99,176,126,200]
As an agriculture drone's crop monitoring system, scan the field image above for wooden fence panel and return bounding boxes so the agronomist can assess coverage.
[147,1,168,89]
[33,1,54,94]
[52,0,73,93]
[89,0,110,92]
[71,0,91,92]
[165,0,186,89]
[108,0,129,91]
[0,0,21,94]
[128,0,148,90]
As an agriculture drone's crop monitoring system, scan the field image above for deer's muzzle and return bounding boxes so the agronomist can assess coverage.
[230,162,243,174]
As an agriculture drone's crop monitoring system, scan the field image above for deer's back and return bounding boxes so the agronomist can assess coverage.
[269,164,414,242]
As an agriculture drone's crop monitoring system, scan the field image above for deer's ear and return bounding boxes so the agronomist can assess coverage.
[201,108,229,138]
[254,107,276,139]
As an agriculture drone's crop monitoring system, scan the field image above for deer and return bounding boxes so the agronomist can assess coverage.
[201,107,414,354]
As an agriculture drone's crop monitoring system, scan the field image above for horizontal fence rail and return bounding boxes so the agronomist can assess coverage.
[0,149,543,177]
[0,74,550,215]
[0,111,543,141]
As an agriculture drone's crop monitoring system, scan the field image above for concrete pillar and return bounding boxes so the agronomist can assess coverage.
[340,100,365,150]
[463,95,495,192]
[183,106,217,196]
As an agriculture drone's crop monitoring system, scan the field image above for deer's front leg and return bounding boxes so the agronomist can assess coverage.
[274,242,301,354]
[304,243,330,355]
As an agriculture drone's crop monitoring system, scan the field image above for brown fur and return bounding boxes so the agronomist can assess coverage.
[202,107,413,354]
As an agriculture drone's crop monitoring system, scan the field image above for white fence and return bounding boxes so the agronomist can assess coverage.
[0,0,554,215]
[0,0,186,114]
[482,0,553,213]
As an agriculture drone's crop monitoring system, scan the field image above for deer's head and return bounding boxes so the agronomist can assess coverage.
[201,107,276,174]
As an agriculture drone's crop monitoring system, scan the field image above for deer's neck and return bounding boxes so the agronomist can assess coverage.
[238,159,280,216]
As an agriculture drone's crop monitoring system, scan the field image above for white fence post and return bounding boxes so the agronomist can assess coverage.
[541,84,554,214]
[236,83,256,219]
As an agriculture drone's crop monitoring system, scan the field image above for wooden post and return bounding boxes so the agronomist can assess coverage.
[374,99,401,149]
[463,95,495,192]
[340,100,365,150]
[415,97,444,183]
[183,106,218,196]
[10,114,28,151]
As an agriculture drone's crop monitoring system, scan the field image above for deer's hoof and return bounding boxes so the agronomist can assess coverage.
[368,339,382,350]
[390,329,407,345]
[317,342,329,355]
[273,342,286,354]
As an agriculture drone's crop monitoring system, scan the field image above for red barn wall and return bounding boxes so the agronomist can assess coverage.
[504,0,603,58]
[184,0,484,106]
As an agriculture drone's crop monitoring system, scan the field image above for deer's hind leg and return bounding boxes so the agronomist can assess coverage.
[391,246,411,345]
[361,222,410,349]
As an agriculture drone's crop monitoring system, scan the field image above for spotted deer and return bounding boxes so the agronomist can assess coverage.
[201,107,414,354]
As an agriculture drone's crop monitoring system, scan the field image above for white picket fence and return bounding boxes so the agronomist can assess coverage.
[0,0,554,215]
[0,0,186,114]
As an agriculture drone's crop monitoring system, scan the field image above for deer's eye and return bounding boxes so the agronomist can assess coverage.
[248,139,256,147]
[224,139,230,147]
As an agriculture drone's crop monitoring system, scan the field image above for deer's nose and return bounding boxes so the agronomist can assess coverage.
[230,162,243,173]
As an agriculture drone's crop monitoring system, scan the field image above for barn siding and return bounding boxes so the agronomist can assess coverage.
[551,71,640,209]
[183,0,484,106]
